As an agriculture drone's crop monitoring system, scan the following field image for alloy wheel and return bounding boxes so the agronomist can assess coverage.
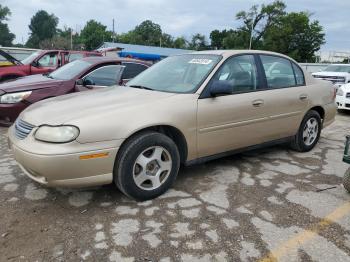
[133,146,172,191]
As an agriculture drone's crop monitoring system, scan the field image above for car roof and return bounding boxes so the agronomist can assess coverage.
[80,56,150,66]
[188,50,299,63]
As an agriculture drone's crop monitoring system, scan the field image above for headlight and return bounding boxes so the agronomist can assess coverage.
[34,125,80,143]
[337,88,344,96]
[0,91,32,104]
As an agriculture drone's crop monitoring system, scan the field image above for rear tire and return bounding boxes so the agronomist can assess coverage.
[114,131,180,201]
[290,110,322,152]
[343,169,350,193]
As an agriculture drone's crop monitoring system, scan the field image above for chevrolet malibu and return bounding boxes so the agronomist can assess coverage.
[8,50,337,200]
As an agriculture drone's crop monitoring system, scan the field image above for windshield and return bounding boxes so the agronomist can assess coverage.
[127,54,222,93]
[324,65,350,73]
[48,60,92,80]
[21,51,41,65]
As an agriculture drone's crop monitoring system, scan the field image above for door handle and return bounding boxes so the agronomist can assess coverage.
[299,94,308,100]
[252,99,264,107]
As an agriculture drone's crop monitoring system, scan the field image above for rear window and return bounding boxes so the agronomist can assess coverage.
[122,63,148,79]
[68,53,84,62]
[260,55,296,89]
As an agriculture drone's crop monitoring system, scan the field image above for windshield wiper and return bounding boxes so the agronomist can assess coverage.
[45,74,54,79]
[128,85,154,91]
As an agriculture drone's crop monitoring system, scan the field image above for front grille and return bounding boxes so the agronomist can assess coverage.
[346,93,350,98]
[346,104,350,108]
[14,119,35,140]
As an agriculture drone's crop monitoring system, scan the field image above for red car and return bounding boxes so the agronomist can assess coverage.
[0,57,150,126]
[0,49,102,82]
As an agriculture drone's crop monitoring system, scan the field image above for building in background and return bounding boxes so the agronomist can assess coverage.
[97,42,192,62]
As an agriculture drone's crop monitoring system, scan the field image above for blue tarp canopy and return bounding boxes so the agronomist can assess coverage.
[118,51,161,61]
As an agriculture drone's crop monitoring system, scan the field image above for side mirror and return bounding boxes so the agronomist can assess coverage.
[76,78,95,87]
[75,79,83,86]
[83,78,95,86]
[209,80,232,97]
[31,61,38,67]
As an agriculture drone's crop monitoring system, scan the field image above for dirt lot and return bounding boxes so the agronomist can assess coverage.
[1,113,350,262]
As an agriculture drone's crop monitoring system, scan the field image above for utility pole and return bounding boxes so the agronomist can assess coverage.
[112,19,115,43]
[70,29,73,50]
[249,18,254,50]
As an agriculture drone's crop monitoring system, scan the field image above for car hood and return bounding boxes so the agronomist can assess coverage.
[0,74,64,93]
[312,71,349,77]
[20,86,177,126]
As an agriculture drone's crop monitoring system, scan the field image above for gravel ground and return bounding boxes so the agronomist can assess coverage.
[1,113,350,262]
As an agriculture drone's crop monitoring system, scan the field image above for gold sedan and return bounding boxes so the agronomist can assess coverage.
[8,50,336,200]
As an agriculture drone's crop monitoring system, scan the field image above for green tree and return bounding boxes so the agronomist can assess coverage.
[0,5,15,46]
[210,29,232,49]
[263,12,325,62]
[209,0,325,60]
[39,35,71,50]
[128,20,162,46]
[160,33,174,48]
[80,20,112,50]
[26,10,58,48]
[57,26,81,50]
[189,34,208,51]
[173,37,188,49]
[235,0,286,49]
[222,30,250,49]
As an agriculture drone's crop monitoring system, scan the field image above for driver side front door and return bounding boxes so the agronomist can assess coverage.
[31,52,59,75]
[197,54,270,158]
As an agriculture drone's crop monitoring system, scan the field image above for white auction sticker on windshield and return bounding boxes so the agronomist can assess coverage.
[189,59,213,65]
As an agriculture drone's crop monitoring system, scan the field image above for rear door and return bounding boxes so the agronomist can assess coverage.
[256,54,308,140]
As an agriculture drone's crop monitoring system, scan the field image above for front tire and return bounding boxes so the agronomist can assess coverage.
[290,110,322,152]
[114,132,180,201]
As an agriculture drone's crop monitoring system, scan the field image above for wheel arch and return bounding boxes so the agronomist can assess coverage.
[308,106,325,121]
[118,125,189,164]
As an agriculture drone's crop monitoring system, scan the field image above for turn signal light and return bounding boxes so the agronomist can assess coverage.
[79,152,109,160]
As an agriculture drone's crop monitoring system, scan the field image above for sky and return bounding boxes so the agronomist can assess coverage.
[2,0,350,54]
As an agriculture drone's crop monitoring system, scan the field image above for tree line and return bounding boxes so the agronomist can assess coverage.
[0,1,325,62]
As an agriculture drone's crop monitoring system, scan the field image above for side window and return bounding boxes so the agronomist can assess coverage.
[68,53,84,62]
[210,55,259,94]
[260,55,296,89]
[122,63,148,79]
[84,65,124,86]
[292,63,305,86]
[37,52,58,67]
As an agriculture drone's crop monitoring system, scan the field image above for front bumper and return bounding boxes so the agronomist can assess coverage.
[336,95,350,110]
[8,125,123,188]
[0,102,28,126]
